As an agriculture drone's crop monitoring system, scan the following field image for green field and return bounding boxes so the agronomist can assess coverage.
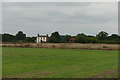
[2,47,118,78]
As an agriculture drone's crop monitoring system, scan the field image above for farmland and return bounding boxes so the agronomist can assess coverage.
[2,47,118,78]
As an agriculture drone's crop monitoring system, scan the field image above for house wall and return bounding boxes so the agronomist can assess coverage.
[37,37,47,43]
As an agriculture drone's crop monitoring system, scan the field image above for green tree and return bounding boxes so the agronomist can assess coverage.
[49,32,61,43]
[25,37,36,43]
[108,34,118,40]
[15,31,26,42]
[0,34,2,42]
[107,34,119,44]
[96,31,108,40]
[64,35,71,43]
[75,33,87,43]
[87,36,97,43]
[2,33,15,42]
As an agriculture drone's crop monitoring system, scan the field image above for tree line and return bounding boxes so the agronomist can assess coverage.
[1,31,36,43]
[1,31,120,44]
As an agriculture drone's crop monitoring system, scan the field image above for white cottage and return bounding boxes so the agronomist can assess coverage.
[36,34,48,43]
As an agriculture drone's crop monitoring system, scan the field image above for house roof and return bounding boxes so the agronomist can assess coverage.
[37,34,48,37]
[38,35,47,37]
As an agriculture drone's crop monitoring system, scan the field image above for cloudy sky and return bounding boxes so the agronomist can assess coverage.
[2,2,118,37]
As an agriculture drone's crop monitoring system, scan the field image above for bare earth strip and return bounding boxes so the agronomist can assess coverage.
[89,70,118,78]
[3,71,53,78]
[1,43,119,50]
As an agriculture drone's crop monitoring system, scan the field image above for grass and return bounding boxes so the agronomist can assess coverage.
[2,47,118,78]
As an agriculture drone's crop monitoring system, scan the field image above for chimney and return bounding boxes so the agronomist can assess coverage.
[37,34,39,36]
[47,34,48,37]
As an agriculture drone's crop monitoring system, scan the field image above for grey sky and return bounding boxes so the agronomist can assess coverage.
[2,2,118,37]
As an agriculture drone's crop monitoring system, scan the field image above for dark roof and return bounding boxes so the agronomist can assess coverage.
[37,34,48,37]
[38,35,47,37]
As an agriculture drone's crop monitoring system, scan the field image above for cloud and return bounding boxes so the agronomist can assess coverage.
[2,2,118,36]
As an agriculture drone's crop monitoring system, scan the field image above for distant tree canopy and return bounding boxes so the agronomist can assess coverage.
[1,30,120,44]
[64,35,71,43]
[25,37,36,42]
[96,31,108,40]
[75,33,87,43]
[107,34,119,40]
[2,33,15,42]
[86,36,97,43]
[15,31,26,42]
[2,31,36,43]
[49,32,61,43]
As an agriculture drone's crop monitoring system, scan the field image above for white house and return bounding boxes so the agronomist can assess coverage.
[36,34,48,43]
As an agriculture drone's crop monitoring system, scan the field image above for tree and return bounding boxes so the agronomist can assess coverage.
[25,37,36,43]
[106,34,119,44]
[87,36,97,43]
[15,31,26,42]
[96,31,108,40]
[0,34,2,42]
[64,35,71,43]
[108,34,118,40]
[49,32,61,43]
[2,33,15,42]
[75,33,87,43]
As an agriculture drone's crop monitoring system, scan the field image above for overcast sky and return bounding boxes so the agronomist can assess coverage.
[2,2,118,37]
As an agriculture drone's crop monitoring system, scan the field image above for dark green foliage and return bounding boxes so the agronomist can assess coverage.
[75,33,87,43]
[106,34,119,44]
[60,36,66,43]
[87,36,98,43]
[60,35,71,43]
[107,34,118,40]
[2,33,16,42]
[0,34,2,42]
[15,31,26,42]
[96,31,108,40]
[49,32,61,43]
[2,31,35,43]
[64,35,71,43]
[1,30,120,44]
[25,37,36,43]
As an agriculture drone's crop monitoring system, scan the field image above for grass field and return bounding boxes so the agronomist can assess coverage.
[2,47,118,78]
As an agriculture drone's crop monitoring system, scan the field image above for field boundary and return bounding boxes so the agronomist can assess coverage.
[89,70,118,78]
[0,43,119,50]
